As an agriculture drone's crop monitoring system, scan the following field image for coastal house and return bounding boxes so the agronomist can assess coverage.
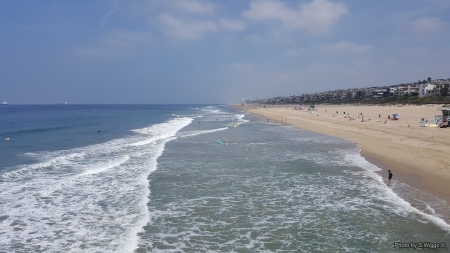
[425,85,442,97]
[346,91,356,99]
[392,85,419,97]
[248,77,449,105]
[339,92,347,100]
[418,79,449,97]
[326,92,339,101]
[419,83,436,97]
[372,88,390,98]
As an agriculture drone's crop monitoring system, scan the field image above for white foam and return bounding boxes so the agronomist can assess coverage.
[78,155,130,176]
[231,114,249,126]
[129,118,193,146]
[178,127,229,138]
[2,152,87,179]
[0,117,193,252]
[346,149,450,231]
[341,148,381,171]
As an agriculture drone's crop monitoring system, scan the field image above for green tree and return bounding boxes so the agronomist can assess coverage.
[428,77,432,83]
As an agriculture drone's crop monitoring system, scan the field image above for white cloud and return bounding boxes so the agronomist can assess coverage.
[130,0,218,16]
[411,17,444,33]
[174,0,218,15]
[242,0,348,34]
[219,18,245,31]
[285,41,373,56]
[156,13,217,40]
[319,41,373,53]
[76,30,152,57]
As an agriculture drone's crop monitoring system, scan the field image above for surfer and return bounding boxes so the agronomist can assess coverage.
[388,170,393,185]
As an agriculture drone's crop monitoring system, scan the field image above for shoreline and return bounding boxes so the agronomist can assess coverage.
[233,104,450,205]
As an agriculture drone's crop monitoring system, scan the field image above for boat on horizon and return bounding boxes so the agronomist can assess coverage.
[1,102,7,105]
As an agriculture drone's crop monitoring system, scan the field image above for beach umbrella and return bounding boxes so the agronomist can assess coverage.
[393,114,399,117]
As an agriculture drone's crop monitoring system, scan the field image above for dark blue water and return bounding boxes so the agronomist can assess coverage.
[0,105,196,170]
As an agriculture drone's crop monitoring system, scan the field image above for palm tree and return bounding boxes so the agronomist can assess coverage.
[428,77,432,83]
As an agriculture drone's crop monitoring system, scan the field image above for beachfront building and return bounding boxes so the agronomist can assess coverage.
[419,83,435,97]
[418,79,450,97]
[391,85,419,97]
[346,91,356,99]
[422,84,447,97]
[326,92,339,101]
[372,88,390,98]
[248,77,449,105]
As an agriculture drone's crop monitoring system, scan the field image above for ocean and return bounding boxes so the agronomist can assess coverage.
[0,104,449,252]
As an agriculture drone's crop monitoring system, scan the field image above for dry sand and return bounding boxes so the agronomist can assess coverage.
[234,104,450,204]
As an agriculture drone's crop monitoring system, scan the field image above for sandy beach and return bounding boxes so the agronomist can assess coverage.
[235,104,450,204]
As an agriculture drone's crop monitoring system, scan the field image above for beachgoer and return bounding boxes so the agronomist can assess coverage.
[388,114,391,120]
[388,170,393,184]
[267,118,270,123]
[4,136,9,141]
[379,114,381,118]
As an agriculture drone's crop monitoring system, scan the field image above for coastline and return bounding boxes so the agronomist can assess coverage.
[233,104,450,205]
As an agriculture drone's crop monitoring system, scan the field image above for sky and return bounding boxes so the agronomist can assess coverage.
[1,0,450,104]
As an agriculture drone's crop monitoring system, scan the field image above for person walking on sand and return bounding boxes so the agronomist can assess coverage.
[388,170,393,185]
[267,118,269,123]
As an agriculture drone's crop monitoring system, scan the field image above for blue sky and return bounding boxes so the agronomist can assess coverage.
[1,0,449,104]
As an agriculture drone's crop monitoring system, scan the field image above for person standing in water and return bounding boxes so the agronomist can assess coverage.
[267,118,270,123]
[388,170,393,185]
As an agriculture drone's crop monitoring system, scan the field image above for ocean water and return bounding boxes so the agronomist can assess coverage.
[1,104,449,252]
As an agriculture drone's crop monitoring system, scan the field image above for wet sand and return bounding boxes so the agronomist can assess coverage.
[234,104,450,204]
